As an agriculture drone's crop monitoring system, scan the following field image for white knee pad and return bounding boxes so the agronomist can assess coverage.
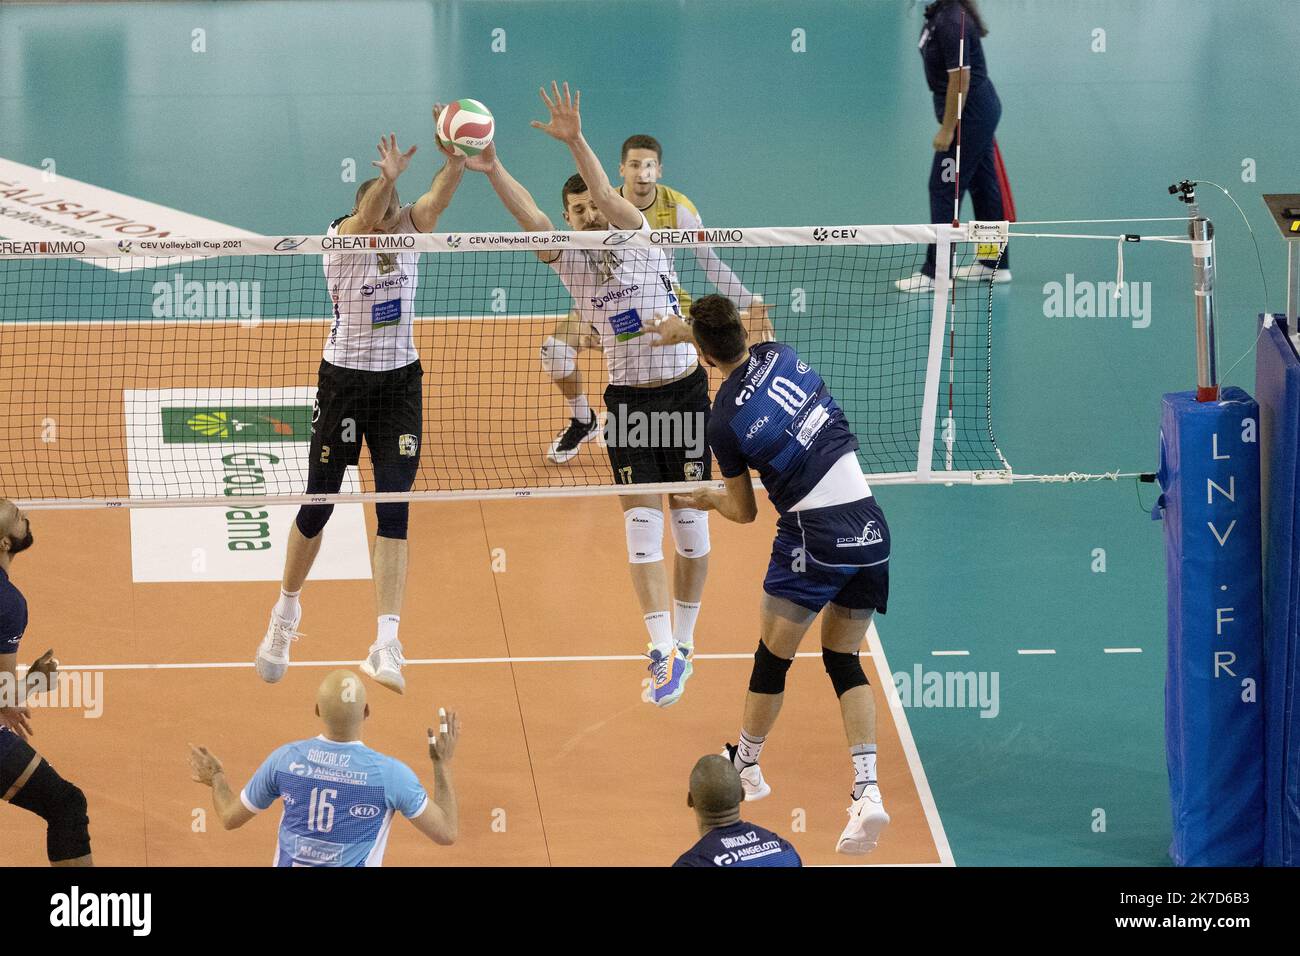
[539,336,577,381]
[625,507,665,564]
[670,508,711,558]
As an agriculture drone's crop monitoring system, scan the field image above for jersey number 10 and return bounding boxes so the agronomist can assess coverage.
[307,787,339,833]
[768,376,808,416]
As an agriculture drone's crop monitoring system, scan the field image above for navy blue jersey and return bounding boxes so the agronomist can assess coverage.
[708,342,859,515]
[0,567,28,754]
[674,821,802,868]
[0,567,27,657]
[920,1,990,97]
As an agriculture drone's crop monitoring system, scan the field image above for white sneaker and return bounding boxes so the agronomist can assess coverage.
[894,273,935,293]
[361,639,406,694]
[545,412,600,464]
[953,262,1012,283]
[837,784,891,855]
[722,744,772,801]
[256,611,301,684]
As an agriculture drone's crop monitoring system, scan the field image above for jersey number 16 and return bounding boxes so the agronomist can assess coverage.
[307,787,338,833]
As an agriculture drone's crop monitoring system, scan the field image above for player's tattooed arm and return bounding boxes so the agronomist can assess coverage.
[673,473,758,524]
[188,744,256,830]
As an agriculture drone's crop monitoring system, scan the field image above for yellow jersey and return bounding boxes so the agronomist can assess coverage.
[619,184,703,314]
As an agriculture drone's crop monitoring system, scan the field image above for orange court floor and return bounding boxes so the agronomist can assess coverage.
[0,495,949,867]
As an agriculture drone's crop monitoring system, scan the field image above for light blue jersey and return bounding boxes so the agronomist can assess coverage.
[240,736,429,867]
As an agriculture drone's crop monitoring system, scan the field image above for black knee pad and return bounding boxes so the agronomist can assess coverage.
[822,647,869,698]
[749,640,794,696]
[295,503,334,539]
[10,761,91,862]
[375,502,410,540]
[373,460,417,540]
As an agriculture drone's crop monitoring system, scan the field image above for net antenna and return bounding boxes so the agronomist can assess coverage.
[943,6,970,472]
[1170,179,1220,402]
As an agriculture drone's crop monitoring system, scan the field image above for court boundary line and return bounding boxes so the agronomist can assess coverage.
[866,621,955,867]
[26,651,855,671]
[19,645,1145,672]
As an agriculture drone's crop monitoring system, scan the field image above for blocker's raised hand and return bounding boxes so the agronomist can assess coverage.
[531,81,582,144]
[373,132,417,182]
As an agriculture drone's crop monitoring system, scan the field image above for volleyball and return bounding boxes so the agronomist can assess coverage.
[437,99,495,157]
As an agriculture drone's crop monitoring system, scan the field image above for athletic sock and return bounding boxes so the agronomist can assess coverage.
[735,729,766,769]
[850,743,878,800]
[644,611,674,656]
[567,395,592,423]
[275,588,301,623]
[377,614,401,647]
[673,600,701,650]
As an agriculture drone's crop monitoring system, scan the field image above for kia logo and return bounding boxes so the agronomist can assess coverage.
[350,804,382,819]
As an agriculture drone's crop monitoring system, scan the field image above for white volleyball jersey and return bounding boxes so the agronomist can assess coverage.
[322,204,421,371]
[549,216,697,386]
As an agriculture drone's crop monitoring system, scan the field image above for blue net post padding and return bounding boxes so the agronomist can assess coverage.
[1256,315,1300,866]
[1156,385,1265,866]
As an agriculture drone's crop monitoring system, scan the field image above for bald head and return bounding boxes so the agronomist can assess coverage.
[315,669,369,740]
[688,755,745,822]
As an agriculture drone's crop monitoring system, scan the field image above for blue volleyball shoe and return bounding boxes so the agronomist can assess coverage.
[646,644,693,707]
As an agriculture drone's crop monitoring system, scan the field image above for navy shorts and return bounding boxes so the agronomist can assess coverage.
[764,496,890,615]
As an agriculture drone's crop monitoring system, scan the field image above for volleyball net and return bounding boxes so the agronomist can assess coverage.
[0,223,1012,508]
